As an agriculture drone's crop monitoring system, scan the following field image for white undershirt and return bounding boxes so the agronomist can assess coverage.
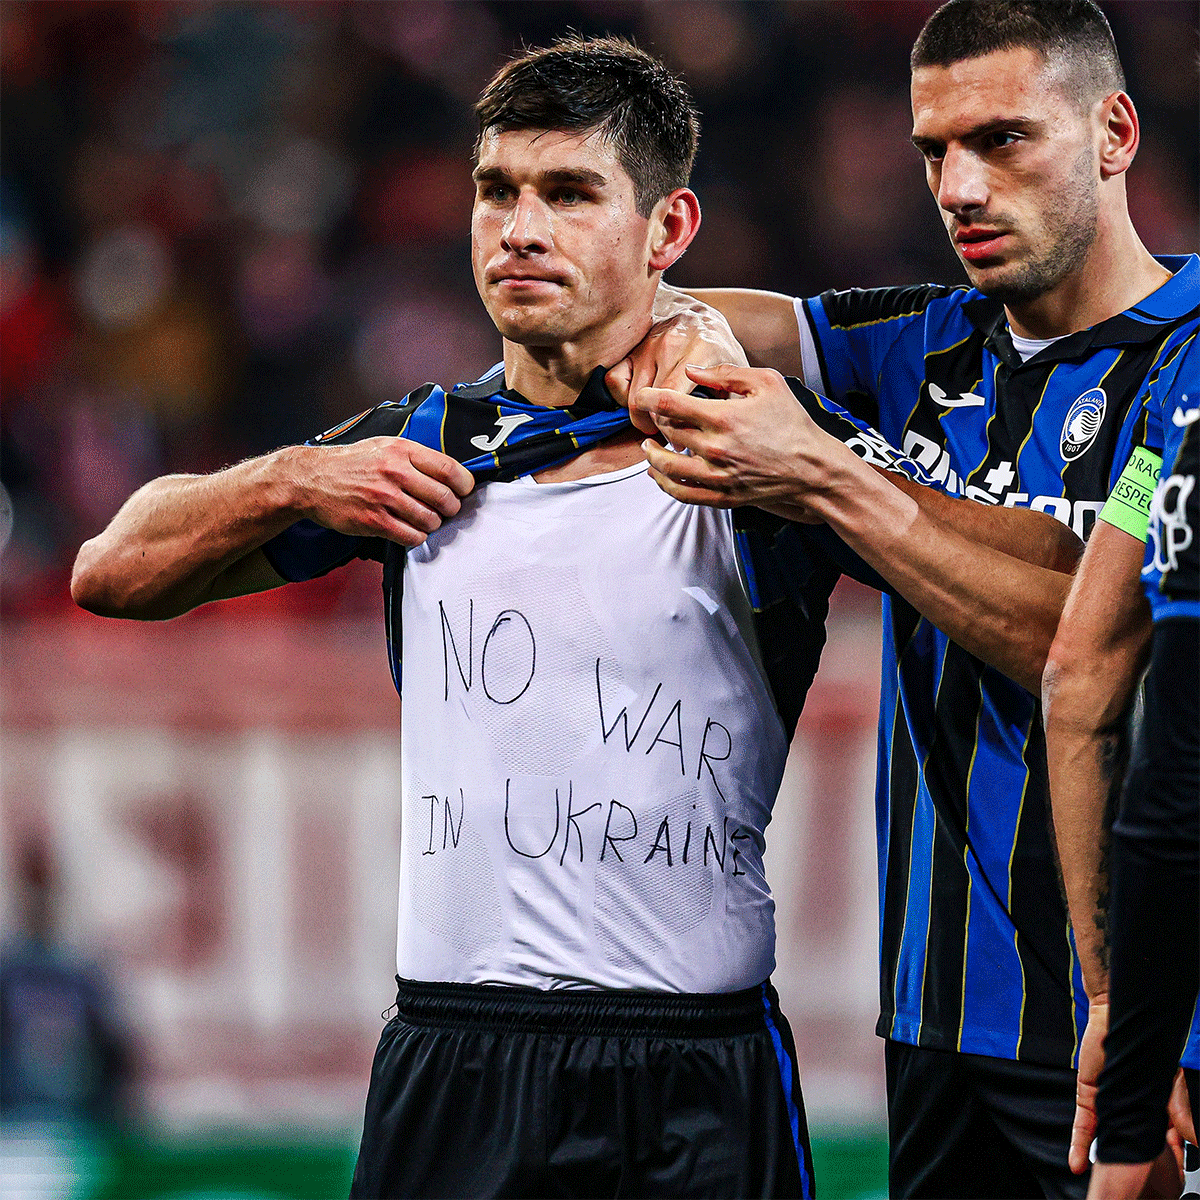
[1009,329,1070,362]
[396,461,789,993]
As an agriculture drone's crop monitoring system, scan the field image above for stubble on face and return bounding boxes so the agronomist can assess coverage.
[963,142,1099,307]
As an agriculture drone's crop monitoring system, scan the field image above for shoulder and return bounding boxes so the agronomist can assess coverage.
[809,283,969,332]
[309,379,460,447]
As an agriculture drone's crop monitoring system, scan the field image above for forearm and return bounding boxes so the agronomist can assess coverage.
[799,448,1073,692]
[72,448,304,620]
[882,470,1083,572]
[682,288,802,374]
[1042,522,1153,999]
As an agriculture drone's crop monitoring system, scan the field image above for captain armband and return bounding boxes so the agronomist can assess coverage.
[1098,445,1162,542]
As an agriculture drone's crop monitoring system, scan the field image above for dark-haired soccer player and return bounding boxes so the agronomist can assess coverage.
[618,1,1198,1195]
[66,35,919,1199]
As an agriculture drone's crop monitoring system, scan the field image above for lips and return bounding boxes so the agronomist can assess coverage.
[954,228,1010,262]
[487,265,567,287]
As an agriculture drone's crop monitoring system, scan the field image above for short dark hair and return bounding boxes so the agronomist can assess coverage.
[911,0,1125,107]
[475,35,700,217]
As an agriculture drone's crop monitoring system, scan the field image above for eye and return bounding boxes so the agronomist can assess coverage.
[552,187,585,205]
[479,182,513,203]
[984,130,1021,150]
[914,142,944,164]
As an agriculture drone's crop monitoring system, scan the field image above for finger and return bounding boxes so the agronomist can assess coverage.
[396,462,467,519]
[637,385,729,430]
[646,465,736,509]
[683,362,765,394]
[382,492,445,538]
[637,346,693,398]
[1069,1093,1097,1175]
[642,440,730,488]
[604,360,633,408]
[404,443,475,497]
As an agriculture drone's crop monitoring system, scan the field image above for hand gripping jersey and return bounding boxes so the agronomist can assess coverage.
[262,364,931,990]
[796,255,1200,1067]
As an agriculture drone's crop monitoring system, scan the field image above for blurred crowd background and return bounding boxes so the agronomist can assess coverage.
[1,2,1196,1198]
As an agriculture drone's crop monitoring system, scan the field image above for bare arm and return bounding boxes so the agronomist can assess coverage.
[684,289,803,375]
[1042,520,1151,998]
[635,365,1082,693]
[1041,521,1153,1177]
[72,438,474,620]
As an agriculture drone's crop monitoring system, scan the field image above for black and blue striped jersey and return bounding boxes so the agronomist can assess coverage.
[800,254,1200,1068]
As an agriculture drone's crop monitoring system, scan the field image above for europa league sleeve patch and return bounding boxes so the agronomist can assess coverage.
[1099,445,1162,541]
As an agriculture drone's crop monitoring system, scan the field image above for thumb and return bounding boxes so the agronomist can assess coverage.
[605,360,633,409]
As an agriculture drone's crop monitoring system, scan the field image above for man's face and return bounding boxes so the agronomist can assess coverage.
[472,127,655,349]
[910,47,1101,306]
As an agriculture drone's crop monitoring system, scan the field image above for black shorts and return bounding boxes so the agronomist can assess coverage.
[885,1040,1087,1198]
[351,977,813,1199]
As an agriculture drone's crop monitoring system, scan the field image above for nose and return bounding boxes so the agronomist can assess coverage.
[501,191,551,255]
[936,144,988,217]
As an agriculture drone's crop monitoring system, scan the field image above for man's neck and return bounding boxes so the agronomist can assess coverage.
[502,312,653,407]
[1004,220,1172,340]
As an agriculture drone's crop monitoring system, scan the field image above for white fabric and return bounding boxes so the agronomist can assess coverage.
[795,296,824,392]
[1009,328,1070,362]
[397,461,789,993]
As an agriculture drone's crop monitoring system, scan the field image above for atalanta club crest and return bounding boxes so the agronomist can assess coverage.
[1060,388,1106,461]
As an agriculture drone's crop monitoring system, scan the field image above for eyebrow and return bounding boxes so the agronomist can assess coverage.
[911,115,1042,150]
[472,165,610,189]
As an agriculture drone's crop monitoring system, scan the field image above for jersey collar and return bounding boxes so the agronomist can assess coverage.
[962,253,1200,369]
[451,363,621,415]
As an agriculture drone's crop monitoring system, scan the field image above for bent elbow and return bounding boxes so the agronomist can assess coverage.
[70,541,111,614]
[70,540,149,618]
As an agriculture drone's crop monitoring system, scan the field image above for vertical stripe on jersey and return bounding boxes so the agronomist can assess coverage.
[917,635,994,1045]
[403,387,450,449]
[1010,365,1059,473]
[1005,717,1086,1060]
[955,694,986,1053]
[877,598,934,1042]
[1006,729,1037,1058]
[958,693,1039,1058]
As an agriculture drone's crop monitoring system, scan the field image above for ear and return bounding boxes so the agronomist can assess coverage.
[647,188,701,273]
[1096,91,1139,180]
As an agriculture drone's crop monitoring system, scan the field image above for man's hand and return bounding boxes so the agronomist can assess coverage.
[606,286,748,436]
[635,364,836,509]
[1073,996,1192,1197]
[72,435,474,621]
[1073,995,1109,1174]
[296,436,475,548]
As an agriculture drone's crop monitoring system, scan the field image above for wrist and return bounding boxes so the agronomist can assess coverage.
[801,440,919,533]
[260,444,317,524]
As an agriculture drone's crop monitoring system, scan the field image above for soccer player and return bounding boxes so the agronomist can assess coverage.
[617,1,1199,1195]
[1043,372,1198,1198]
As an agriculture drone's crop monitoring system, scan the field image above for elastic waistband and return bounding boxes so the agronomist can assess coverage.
[392,976,777,1039]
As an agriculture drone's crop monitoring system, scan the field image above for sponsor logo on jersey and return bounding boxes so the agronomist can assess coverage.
[1060,388,1107,460]
[902,431,1105,538]
[1171,396,1198,427]
[928,382,986,408]
[470,412,534,453]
